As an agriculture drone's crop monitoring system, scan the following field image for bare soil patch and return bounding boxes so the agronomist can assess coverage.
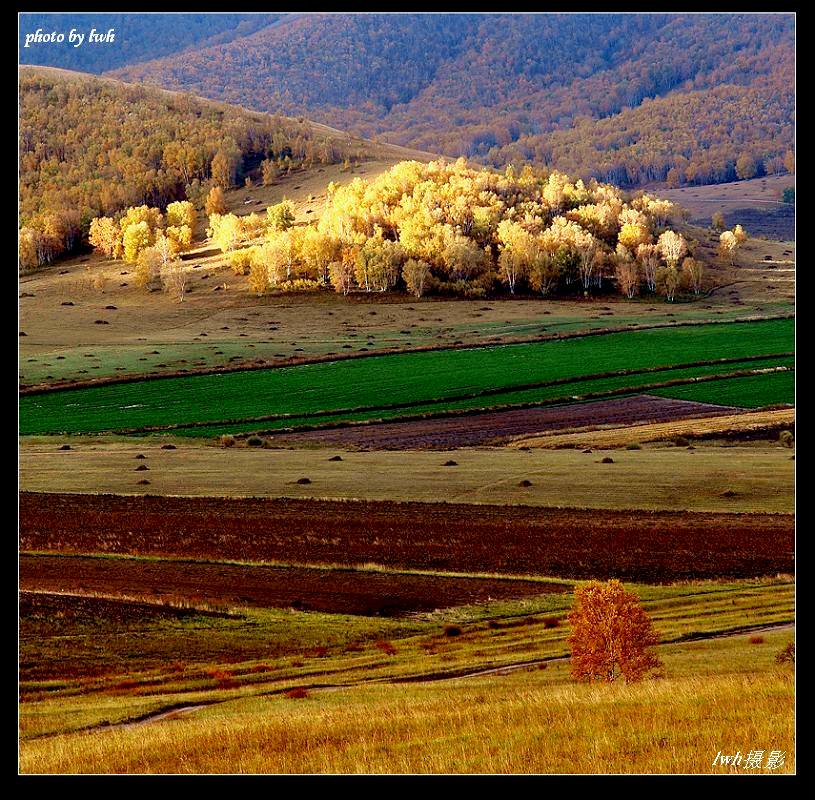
[20,493,793,582]
[20,556,565,618]
[268,395,740,450]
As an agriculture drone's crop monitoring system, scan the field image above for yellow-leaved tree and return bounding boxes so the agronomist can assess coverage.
[205,186,227,216]
[568,579,662,683]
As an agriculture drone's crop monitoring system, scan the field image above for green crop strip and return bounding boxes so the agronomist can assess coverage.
[19,318,793,436]
[651,369,795,408]
[164,356,793,438]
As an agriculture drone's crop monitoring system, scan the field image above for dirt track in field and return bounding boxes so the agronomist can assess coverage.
[20,493,793,582]
[20,557,566,617]
[266,395,739,450]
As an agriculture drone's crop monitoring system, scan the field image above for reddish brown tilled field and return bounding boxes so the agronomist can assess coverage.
[266,395,740,450]
[20,493,794,582]
[19,590,233,625]
[20,556,565,617]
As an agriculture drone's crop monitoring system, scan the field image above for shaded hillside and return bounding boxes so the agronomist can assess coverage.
[506,79,795,187]
[108,12,795,187]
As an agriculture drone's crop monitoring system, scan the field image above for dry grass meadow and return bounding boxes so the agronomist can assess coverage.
[19,437,794,513]
[510,408,795,450]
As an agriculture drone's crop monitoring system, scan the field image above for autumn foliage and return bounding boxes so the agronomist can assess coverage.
[567,580,662,683]
[109,13,794,189]
[19,68,347,270]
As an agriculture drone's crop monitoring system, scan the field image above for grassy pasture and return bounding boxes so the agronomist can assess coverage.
[18,292,792,388]
[19,439,794,513]
[19,577,794,773]
[19,318,793,436]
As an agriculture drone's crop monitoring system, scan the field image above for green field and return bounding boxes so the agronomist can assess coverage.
[19,302,792,387]
[19,319,793,436]
[163,356,794,438]
[652,370,795,408]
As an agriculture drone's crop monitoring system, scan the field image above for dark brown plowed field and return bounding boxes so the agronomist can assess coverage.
[267,395,739,450]
[19,590,233,625]
[20,556,565,617]
[20,493,793,582]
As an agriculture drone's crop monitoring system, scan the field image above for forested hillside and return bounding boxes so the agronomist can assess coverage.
[19,13,281,73]
[18,68,350,269]
[505,80,795,187]
[108,12,795,187]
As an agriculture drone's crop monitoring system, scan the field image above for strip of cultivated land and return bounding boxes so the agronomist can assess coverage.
[20,555,569,618]
[20,492,793,581]
[511,408,795,449]
[19,438,794,513]
[163,359,794,438]
[19,318,794,436]
[258,395,741,449]
[649,370,794,407]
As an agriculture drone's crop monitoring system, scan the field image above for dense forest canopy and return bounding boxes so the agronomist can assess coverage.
[19,13,281,73]
[97,158,702,303]
[107,12,795,187]
[18,68,349,269]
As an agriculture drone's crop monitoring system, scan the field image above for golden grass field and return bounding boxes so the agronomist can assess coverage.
[510,408,795,450]
[18,438,794,513]
[19,584,795,775]
[20,671,795,774]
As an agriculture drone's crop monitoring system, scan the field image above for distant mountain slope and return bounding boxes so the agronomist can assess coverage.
[504,79,795,187]
[107,12,794,187]
[19,13,283,73]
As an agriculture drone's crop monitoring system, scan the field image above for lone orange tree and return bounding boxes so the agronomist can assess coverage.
[567,580,662,683]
